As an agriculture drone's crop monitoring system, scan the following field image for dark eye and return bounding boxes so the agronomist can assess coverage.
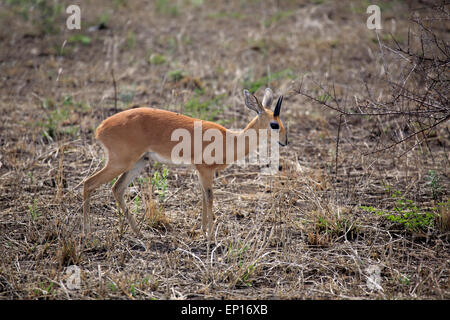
[270,122,280,130]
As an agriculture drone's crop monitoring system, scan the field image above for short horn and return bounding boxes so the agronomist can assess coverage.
[273,95,283,117]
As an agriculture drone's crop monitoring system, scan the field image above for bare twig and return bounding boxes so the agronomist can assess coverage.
[111,68,118,114]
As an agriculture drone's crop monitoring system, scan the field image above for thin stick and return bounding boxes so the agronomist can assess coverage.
[56,144,65,201]
[111,68,118,114]
[335,114,343,177]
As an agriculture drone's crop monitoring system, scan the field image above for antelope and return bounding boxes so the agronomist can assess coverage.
[82,88,287,240]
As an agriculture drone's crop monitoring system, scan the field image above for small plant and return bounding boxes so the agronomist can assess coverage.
[68,34,91,45]
[133,196,141,214]
[27,172,34,184]
[398,274,410,286]
[361,191,437,233]
[225,241,249,261]
[151,166,169,201]
[40,281,54,296]
[317,93,332,103]
[149,53,166,65]
[129,284,136,297]
[39,96,84,141]
[29,199,40,220]
[240,263,256,287]
[167,69,186,82]
[40,108,66,140]
[426,170,442,201]
[224,240,258,287]
[306,208,358,245]
[108,282,118,292]
[110,176,118,187]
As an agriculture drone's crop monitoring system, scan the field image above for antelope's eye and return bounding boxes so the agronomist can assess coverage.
[270,122,280,130]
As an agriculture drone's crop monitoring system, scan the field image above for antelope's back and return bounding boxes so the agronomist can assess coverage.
[95,107,228,163]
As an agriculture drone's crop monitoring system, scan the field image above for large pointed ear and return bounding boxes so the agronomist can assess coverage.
[244,89,264,114]
[261,88,273,108]
[273,95,283,117]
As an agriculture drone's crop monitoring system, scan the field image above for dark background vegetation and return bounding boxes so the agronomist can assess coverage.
[0,0,448,299]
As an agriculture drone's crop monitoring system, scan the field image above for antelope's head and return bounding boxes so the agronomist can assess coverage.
[243,88,288,146]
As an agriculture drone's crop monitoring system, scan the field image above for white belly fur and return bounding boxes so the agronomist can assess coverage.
[147,151,174,164]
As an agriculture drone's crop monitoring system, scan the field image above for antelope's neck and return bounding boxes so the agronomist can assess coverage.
[226,116,262,162]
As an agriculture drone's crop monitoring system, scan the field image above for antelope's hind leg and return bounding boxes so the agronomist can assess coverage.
[112,155,147,237]
[83,164,127,237]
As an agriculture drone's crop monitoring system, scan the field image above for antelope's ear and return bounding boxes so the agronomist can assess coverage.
[243,89,264,114]
[261,88,274,108]
[273,95,283,117]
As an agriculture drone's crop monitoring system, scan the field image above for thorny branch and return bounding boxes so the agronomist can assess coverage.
[291,2,449,165]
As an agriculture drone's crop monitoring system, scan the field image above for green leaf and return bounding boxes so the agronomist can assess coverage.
[68,34,91,45]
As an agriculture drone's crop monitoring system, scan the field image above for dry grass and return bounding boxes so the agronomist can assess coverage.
[0,0,448,299]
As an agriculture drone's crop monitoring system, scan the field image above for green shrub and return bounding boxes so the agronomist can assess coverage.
[361,191,438,233]
[149,53,166,65]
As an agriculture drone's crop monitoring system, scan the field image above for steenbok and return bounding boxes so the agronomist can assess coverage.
[83,88,287,240]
